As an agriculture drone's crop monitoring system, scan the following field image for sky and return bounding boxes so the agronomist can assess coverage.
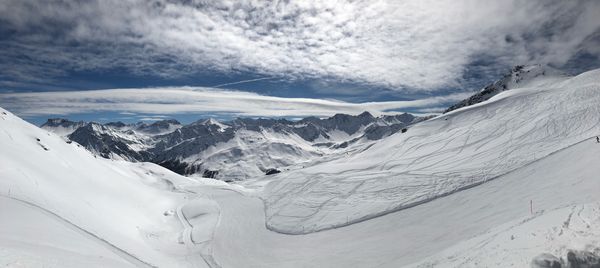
[0,0,599,125]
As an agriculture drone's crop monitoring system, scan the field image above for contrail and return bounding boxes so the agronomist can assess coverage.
[211,77,277,88]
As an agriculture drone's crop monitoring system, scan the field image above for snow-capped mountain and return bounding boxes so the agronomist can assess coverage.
[68,122,152,161]
[445,64,567,113]
[42,112,425,180]
[41,118,86,136]
[43,118,183,137]
[43,119,182,161]
[2,66,600,268]
[133,119,183,135]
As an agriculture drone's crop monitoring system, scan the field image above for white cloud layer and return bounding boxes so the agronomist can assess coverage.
[1,0,599,91]
[0,87,470,118]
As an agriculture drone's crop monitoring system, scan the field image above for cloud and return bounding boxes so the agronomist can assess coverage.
[138,117,169,121]
[0,87,471,118]
[1,0,599,91]
[211,77,277,88]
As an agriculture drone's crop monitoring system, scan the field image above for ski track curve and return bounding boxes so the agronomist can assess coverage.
[175,200,222,268]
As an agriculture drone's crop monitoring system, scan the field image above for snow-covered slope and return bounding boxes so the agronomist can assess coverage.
[0,108,220,267]
[262,68,600,233]
[0,196,132,267]
[181,128,326,181]
[445,64,567,113]
[203,136,600,268]
[411,203,600,268]
[408,137,600,268]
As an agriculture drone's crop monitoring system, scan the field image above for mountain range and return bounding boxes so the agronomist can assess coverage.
[42,110,428,180]
[41,64,562,182]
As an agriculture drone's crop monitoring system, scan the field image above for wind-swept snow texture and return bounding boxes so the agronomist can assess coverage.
[205,133,600,268]
[0,108,219,267]
[263,68,600,234]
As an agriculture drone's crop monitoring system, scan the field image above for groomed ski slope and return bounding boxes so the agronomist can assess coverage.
[0,108,221,268]
[196,132,600,268]
[262,69,600,233]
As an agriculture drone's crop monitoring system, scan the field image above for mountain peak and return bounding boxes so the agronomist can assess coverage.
[105,121,127,128]
[199,118,219,125]
[444,64,567,113]
[41,118,82,127]
[40,118,86,136]
[358,111,374,119]
[135,119,182,135]
[502,64,565,89]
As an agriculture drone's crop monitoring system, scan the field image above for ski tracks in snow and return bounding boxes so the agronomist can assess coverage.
[175,197,222,268]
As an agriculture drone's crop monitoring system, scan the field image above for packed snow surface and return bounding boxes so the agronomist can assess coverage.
[262,69,600,233]
[194,136,600,267]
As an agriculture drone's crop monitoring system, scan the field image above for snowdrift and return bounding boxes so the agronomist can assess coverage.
[263,68,600,233]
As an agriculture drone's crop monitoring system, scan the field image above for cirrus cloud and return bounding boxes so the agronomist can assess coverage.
[0,87,471,118]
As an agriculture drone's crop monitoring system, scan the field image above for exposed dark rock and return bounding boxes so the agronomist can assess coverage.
[155,159,201,175]
[531,250,600,268]
[203,169,219,178]
[363,124,405,140]
[41,118,85,129]
[531,253,562,268]
[135,119,182,134]
[445,65,563,114]
[567,250,600,268]
[105,121,127,128]
[265,168,281,175]
[69,123,151,161]
[290,123,329,142]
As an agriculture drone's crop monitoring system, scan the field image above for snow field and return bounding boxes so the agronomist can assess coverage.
[0,108,220,267]
[262,69,600,233]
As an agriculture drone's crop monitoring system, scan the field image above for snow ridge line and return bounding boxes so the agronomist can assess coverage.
[264,136,599,235]
[0,195,156,268]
